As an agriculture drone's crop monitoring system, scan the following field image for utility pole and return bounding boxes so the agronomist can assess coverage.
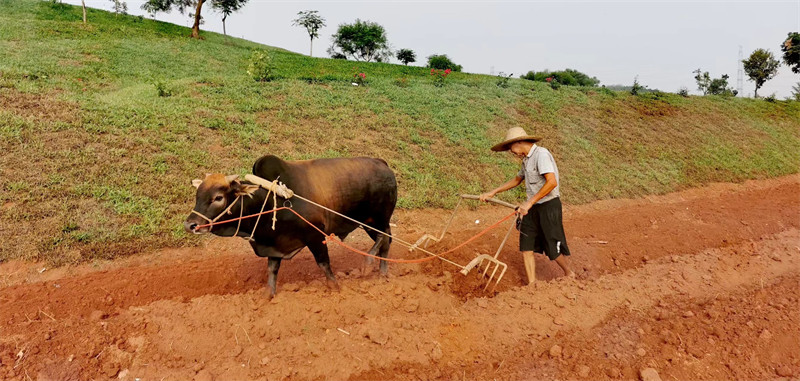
[737,45,744,97]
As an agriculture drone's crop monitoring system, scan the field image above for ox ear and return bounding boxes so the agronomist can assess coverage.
[225,174,239,184]
[192,179,203,188]
[234,183,260,198]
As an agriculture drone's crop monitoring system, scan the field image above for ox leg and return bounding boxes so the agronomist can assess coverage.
[266,257,282,299]
[307,241,339,291]
[366,228,392,276]
[377,226,391,276]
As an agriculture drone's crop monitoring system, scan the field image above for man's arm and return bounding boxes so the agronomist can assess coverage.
[517,172,557,215]
[480,176,523,202]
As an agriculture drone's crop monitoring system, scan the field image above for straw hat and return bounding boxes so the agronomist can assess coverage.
[490,127,541,152]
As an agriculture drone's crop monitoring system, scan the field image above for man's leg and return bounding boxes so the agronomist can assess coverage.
[522,251,536,284]
[554,255,576,278]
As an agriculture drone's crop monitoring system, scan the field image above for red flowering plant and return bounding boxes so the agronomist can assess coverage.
[351,67,367,86]
[430,68,452,87]
[545,76,561,90]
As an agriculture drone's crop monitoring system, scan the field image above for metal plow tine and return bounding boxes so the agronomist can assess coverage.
[409,234,439,252]
[461,254,508,291]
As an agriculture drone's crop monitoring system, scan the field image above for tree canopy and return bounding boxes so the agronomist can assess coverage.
[426,54,462,72]
[781,32,800,74]
[396,49,416,65]
[742,49,780,98]
[327,19,390,62]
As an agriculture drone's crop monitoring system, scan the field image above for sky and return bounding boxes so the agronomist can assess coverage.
[71,0,799,98]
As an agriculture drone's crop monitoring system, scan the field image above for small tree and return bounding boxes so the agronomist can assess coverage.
[211,0,247,36]
[781,32,800,74]
[396,49,416,65]
[327,19,390,62]
[81,0,86,23]
[708,74,737,96]
[694,69,736,96]
[143,0,229,39]
[693,69,711,95]
[292,10,326,57]
[426,54,462,72]
[792,82,800,101]
[109,0,128,14]
[630,76,643,96]
[742,49,780,98]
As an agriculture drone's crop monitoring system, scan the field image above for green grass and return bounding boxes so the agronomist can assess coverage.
[1,0,798,263]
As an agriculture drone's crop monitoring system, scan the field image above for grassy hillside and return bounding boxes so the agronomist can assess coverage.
[1,0,798,263]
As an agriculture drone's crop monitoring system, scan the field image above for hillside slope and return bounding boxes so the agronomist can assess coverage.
[0,0,798,263]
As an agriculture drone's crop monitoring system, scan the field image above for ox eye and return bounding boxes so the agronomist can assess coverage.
[213,195,224,202]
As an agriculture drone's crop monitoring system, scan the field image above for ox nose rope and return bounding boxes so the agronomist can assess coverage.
[191,194,243,235]
[192,179,283,241]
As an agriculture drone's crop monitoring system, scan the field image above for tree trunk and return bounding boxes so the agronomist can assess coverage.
[81,0,86,23]
[309,38,313,57]
[222,14,227,36]
[754,85,759,98]
[190,0,205,39]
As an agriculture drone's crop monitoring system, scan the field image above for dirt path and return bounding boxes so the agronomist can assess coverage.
[0,175,798,381]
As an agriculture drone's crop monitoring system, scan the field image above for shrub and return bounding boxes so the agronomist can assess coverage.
[427,54,462,72]
[430,68,452,87]
[394,77,409,88]
[153,79,172,97]
[678,87,689,97]
[546,76,561,90]
[599,86,616,97]
[521,69,599,87]
[495,72,513,88]
[764,93,777,102]
[630,76,644,96]
[351,68,366,86]
[246,50,275,82]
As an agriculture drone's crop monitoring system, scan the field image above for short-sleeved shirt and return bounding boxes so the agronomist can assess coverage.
[516,145,560,204]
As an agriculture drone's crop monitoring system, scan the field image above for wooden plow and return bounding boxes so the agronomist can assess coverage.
[409,194,518,291]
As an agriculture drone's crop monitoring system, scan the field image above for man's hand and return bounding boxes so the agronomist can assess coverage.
[517,202,531,216]
[479,192,495,202]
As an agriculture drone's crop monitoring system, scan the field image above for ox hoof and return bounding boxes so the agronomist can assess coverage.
[361,265,374,277]
[326,279,341,292]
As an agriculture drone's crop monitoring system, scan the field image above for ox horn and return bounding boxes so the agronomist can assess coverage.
[225,174,240,184]
[192,179,203,188]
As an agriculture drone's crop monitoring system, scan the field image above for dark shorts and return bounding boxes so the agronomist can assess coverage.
[518,197,570,260]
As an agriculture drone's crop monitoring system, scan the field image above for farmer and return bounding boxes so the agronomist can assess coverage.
[480,127,575,284]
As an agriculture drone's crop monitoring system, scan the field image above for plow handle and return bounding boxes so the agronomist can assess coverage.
[460,194,518,210]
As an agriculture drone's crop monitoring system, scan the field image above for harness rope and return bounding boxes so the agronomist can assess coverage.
[194,199,518,265]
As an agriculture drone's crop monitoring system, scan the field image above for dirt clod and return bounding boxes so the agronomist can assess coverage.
[549,345,562,358]
[639,367,662,381]
[368,329,389,345]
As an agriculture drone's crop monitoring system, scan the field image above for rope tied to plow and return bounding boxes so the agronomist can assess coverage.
[194,202,518,265]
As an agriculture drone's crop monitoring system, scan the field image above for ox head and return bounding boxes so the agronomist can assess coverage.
[184,173,260,234]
